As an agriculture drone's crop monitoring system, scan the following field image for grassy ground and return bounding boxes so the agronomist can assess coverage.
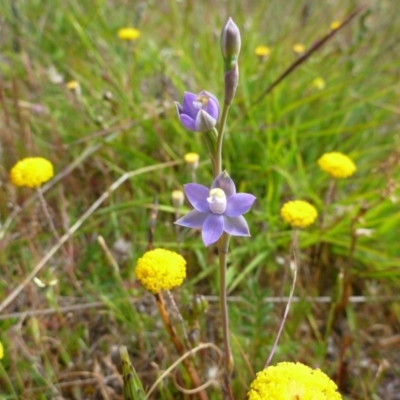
[0,0,400,398]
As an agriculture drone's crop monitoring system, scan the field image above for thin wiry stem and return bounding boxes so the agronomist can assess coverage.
[166,290,190,348]
[218,232,234,400]
[264,229,299,368]
[216,105,230,175]
[36,188,61,243]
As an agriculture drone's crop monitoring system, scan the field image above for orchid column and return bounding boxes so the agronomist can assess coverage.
[175,19,255,399]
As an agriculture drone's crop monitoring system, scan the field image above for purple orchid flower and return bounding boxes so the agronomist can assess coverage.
[175,171,256,246]
[175,91,219,132]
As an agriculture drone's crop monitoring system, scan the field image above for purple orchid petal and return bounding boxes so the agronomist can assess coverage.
[200,91,220,120]
[200,91,219,105]
[182,92,198,117]
[225,193,256,217]
[184,183,210,212]
[211,171,236,197]
[175,209,208,228]
[175,102,183,115]
[195,110,217,132]
[223,215,250,236]
[202,214,224,246]
[179,114,196,131]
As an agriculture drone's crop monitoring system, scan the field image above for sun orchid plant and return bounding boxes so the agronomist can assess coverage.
[128,16,343,400]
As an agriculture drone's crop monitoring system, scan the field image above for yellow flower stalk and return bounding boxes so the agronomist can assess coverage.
[10,157,54,188]
[281,200,318,228]
[248,362,342,400]
[135,248,186,294]
[318,152,356,179]
[118,28,141,41]
[255,45,271,57]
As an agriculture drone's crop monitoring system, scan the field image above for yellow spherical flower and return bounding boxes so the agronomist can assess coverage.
[135,248,186,294]
[10,157,54,188]
[184,152,200,169]
[184,152,200,164]
[281,200,318,228]
[292,43,305,54]
[255,46,271,57]
[0,341,3,360]
[118,28,141,41]
[248,362,342,400]
[330,21,341,30]
[312,77,326,90]
[171,190,185,207]
[66,80,79,90]
[318,152,356,179]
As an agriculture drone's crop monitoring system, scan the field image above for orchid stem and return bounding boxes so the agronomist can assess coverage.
[218,232,234,399]
[216,104,230,175]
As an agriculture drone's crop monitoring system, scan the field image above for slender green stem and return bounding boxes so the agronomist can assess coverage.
[218,232,234,399]
[216,105,230,175]
[203,129,218,175]
[264,229,299,368]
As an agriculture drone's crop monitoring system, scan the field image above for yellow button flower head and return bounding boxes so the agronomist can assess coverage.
[293,43,305,54]
[248,362,342,400]
[330,21,341,30]
[171,190,185,207]
[318,152,356,179]
[312,77,326,90]
[255,46,271,57]
[135,248,186,294]
[184,152,200,169]
[281,200,318,228]
[0,341,3,359]
[66,80,79,90]
[118,28,141,41]
[10,157,54,188]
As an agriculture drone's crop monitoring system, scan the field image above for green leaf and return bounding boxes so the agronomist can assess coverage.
[119,346,146,400]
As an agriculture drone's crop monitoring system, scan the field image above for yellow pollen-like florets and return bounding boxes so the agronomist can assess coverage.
[317,152,356,179]
[293,43,305,54]
[118,28,141,41]
[66,80,80,90]
[184,152,200,164]
[248,362,342,400]
[312,77,326,90]
[135,248,186,294]
[0,341,3,359]
[280,200,318,228]
[255,46,271,57]
[171,190,185,207]
[10,157,54,188]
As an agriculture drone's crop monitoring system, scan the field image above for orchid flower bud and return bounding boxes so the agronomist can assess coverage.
[220,18,241,69]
